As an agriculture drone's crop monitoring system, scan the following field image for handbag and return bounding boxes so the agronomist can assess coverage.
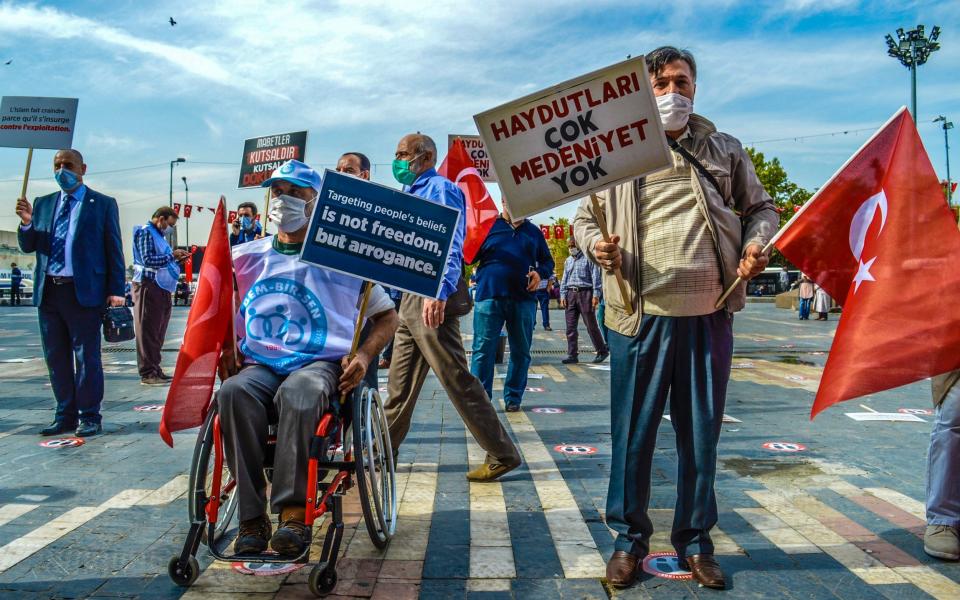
[102,305,136,343]
[444,276,474,318]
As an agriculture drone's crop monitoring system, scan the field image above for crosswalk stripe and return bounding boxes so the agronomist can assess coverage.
[384,462,438,561]
[537,364,566,383]
[0,424,32,440]
[101,488,154,509]
[0,506,107,573]
[465,428,515,580]
[504,406,605,579]
[735,507,821,554]
[137,474,189,505]
[0,503,37,527]
[863,487,926,522]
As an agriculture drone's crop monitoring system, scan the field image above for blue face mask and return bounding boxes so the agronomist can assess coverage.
[54,168,81,192]
[240,216,253,230]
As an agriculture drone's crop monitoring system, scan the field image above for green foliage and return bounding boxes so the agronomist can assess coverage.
[746,147,813,267]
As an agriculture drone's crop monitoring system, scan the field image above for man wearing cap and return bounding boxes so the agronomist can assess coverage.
[384,133,521,482]
[217,159,399,557]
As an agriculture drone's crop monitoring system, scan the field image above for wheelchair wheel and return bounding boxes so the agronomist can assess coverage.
[188,402,240,545]
[351,386,397,549]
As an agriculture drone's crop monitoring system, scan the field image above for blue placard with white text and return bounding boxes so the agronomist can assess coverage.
[300,170,460,298]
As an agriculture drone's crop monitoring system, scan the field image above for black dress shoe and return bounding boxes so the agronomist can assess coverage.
[561,356,579,364]
[593,351,609,363]
[40,421,76,436]
[75,422,102,437]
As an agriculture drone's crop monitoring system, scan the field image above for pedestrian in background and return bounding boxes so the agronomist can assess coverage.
[384,133,521,483]
[133,206,187,386]
[779,266,790,292]
[9,262,23,306]
[798,274,814,320]
[470,207,554,412]
[814,283,831,320]
[16,148,126,437]
[533,273,556,331]
[559,236,608,364]
[925,371,960,561]
[575,47,777,589]
[230,201,263,246]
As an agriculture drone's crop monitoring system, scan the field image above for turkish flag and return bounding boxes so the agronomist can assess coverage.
[775,108,960,417]
[438,137,499,263]
[183,253,194,284]
[553,225,565,240]
[183,204,193,218]
[540,224,551,239]
[173,203,181,216]
[160,197,235,446]
[228,210,237,224]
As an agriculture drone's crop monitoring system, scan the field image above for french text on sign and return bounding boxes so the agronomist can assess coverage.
[300,170,460,298]
[0,96,79,149]
[474,56,671,218]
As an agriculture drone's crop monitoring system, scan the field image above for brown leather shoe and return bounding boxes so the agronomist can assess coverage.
[605,550,641,588]
[684,553,725,589]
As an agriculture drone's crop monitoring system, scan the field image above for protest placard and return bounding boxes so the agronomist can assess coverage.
[0,96,79,150]
[447,134,497,182]
[300,171,460,298]
[238,130,308,189]
[474,56,670,218]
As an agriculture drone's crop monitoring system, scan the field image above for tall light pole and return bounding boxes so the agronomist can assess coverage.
[182,176,189,248]
[885,25,941,123]
[169,157,185,246]
[934,115,954,205]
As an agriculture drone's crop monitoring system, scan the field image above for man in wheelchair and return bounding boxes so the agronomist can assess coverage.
[218,159,398,557]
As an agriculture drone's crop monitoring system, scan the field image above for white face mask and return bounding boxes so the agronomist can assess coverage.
[656,92,693,131]
[268,193,315,233]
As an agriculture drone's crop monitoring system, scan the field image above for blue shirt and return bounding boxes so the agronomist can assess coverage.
[133,222,175,281]
[20,185,87,276]
[230,221,262,246]
[405,168,465,301]
[473,217,554,302]
[560,251,601,295]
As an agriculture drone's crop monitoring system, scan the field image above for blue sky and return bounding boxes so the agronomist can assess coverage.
[0,0,957,257]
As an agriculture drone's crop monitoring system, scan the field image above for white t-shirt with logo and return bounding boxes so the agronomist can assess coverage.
[233,237,393,375]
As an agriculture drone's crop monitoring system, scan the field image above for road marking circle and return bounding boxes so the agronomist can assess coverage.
[762,441,807,452]
[898,408,933,416]
[39,437,85,449]
[554,444,597,455]
[642,552,692,580]
[231,554,306,576]
[133,405,164,412]
[532,407,565,414]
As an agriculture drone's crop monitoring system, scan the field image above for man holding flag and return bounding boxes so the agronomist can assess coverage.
[574,47,777,589]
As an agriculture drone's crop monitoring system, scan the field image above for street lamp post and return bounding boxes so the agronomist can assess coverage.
[934,115,954,205]
[169,157,185,246]
[885,25,941,123]
[182,176,189,247]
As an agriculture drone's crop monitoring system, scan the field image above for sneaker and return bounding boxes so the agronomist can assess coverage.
[141,376,170,386]
[593,351,609,364]
[924,525,960,560]
[271,506,308,556]
[466,461,520,482]
[235,514,272,554]
[561,356,578,364]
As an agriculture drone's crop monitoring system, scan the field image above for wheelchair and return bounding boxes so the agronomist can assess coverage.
[167,376,397,597]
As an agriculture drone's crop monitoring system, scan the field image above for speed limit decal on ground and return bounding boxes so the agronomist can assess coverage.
[554,444,597,455]
[39,438,85,449]
[133,405,164,412]
[232,558,305,576]
[762,441,807,452]
[642,552,692,580]
[532,407,565,414]
[899,408,933,416]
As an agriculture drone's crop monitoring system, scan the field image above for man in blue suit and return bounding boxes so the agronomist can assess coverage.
[16,149,126,437]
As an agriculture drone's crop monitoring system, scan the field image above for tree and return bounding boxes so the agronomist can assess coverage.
[746,147,813,267]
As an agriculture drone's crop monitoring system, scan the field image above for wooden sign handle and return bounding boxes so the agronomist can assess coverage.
[589,194,633,316]
[348,281,373,361]
[19,148,33,200]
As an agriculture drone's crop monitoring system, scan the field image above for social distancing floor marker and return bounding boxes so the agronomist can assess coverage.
[133,404,164,412]
[531,407,565,414]
[231,553,305,576]
[642,552,692,580]
[762,441,806,452]
[899,408,933,416]
[39,437,84,448]
[554,444,597,456]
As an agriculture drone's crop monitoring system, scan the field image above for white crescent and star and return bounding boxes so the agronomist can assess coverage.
[848,189,887,294]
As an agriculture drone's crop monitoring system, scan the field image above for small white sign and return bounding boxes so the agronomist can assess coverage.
[845,412,926,423]
[0,96,79,149]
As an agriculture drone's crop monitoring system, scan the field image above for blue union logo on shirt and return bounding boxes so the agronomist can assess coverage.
[239,277,327,373]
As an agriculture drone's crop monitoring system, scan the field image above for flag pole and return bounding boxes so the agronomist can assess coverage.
[713,107,911,310]
[590,194,634,315]
[348,281,373,361]
[19,148,34,200]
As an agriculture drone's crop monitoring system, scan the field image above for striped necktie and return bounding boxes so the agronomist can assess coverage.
[48,194,76,274]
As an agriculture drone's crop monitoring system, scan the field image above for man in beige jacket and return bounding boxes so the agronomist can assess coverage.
[574,46,777,589]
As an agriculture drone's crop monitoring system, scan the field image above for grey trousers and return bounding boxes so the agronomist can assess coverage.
[385,294,520,467]
[927,382,960,526]
[217,361,339,521]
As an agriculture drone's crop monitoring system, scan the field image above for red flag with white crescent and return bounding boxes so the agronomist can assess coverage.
[774,108,960,417]
[160,197,234,446]
[438,138,499,263]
